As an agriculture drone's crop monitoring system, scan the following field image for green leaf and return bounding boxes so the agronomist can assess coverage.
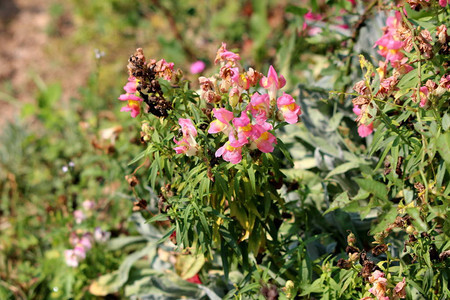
[437,131,450,172]
[248,165,256,193]
[406,207,428,232]
[300,277,324,296]
[397,70,419,89]
[354,178,388,201]
[371,206,397,234]
[286,5,308,17]
[175,253,205,280]
[325,162,359,179]
[324,192,350,215]
[147,214,168,224]
[442,113,450,132]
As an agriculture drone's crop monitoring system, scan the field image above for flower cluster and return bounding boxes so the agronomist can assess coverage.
[119,48,175,118]
[64,200,110,268]
[175,43,301,164]
[361,271,406,300]
[119,76,142,118]
[352,13,449,137]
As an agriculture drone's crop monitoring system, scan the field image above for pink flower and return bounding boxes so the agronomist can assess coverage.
[439,0,449,7]
[73,210,86,224]
[439,74,450,89]
[419,86,429,107]
[69,232,80,247]
[304,11,322,21]
[73,245,86,259]
[215,43,241,64]
[251,123,277,153]
[64,249,80,267]
[215,134,247,164]
[277,93,301,124]
[174,118,198,156]
[190,61,206,74]
[358,124,374,137]
[375,34,404,63]
[208,108,234,134]
[260,65,286,100]
[393,278,406,299]
[79,233,93,250]
[368,271,385,283]
[94,227,111,243]
[353,105,374,137]
[368,271,388,300]
[154,59,175,81]
[119,77,142,118]
[233,113,254,141]
[247,93,271,124]
[64,245,87,267]
[82,200,95,211]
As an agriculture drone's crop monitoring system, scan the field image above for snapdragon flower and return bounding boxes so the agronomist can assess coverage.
[277,93,302,124]
[215,134,247,164]
[174,118,198,157]
[208,108,234,135]
[247,93,271,124]
[260,65,286,100]
[118,77,142,118]
[251,123,277,153]
[214,42,241,65]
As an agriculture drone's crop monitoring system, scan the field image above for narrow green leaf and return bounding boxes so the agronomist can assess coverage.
[324,192,350,215]
[354,178,388,201]
[325,162,359,179]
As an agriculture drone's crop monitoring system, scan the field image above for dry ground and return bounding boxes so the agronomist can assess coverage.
[0,0,91,129]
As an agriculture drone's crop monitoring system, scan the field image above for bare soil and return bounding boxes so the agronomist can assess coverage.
[0,0,90,129]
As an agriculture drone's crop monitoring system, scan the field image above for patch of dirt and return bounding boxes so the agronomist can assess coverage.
[0,0,91,129]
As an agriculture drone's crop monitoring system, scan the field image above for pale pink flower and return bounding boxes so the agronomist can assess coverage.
[154,59,175,81]
[439,74,450,89]
[79,233,93,250]
[174,118,198,156]
[419,86,429,108]
[82,200,95,211]
[73,245,86,259]
[208,108,234,134]
[69,232,80,247]
[215,134,247,164]
[64,249,80,267]
[215,43,241,64]
[190,61,206,74]
[251,123,277,153]
[94,227,111,243]
[247,93,271,124]
[260,65,286,100]
[277,93,302,124]
[368,271,389,300]
[393,278,406,299]
[233,113,254,141]
[73,210,86,224]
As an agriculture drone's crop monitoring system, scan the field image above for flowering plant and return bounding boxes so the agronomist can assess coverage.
[109,1,449,299]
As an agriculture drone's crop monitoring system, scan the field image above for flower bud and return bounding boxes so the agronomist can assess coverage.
[406,225,415,234]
